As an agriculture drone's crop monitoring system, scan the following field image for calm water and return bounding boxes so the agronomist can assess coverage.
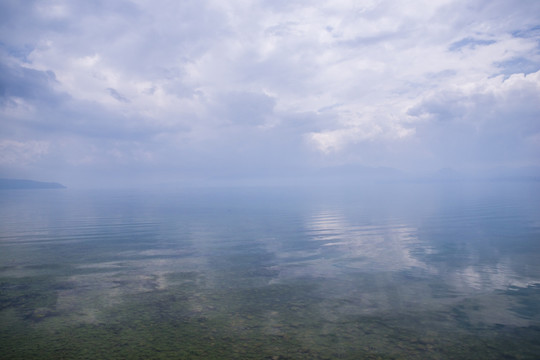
[1,182,540,359]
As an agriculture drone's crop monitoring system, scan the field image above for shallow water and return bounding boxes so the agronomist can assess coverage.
[1,182,540,359]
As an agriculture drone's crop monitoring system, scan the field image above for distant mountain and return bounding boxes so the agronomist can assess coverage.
[311,164,406,183]
[416,168,464,182]
[0,178,66,190]
[478,166,540,181]
[416,166,540,182]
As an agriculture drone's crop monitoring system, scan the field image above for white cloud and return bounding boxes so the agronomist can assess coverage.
[0,140,50,166]
[408,70,540,169]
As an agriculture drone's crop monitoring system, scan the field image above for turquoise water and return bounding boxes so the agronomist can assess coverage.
[1,182,540,359]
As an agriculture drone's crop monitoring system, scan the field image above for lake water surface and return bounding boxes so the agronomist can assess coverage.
[1,182,540,359]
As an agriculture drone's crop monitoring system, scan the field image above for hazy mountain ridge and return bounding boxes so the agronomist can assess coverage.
[418,166,540,182]
[312,165,540,182]
[0,178,66,190]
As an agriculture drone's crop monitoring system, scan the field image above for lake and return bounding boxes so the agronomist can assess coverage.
[1,182,539,359]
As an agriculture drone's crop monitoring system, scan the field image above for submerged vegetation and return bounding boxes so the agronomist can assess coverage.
[2,266,540,359]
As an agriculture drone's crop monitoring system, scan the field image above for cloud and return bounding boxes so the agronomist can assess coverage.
[1,0,539,185]
[106,88,130,103]
[210,91,276,126]
[0,57,61,106]
[408,70,540,168]
[0,140,49,166]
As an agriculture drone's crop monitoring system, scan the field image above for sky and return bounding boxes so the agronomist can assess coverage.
[1,0,540,187]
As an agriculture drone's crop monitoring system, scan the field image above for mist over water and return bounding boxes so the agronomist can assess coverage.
[1,182,540,358]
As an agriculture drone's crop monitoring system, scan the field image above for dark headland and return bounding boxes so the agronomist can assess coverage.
[0,178,66,190]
